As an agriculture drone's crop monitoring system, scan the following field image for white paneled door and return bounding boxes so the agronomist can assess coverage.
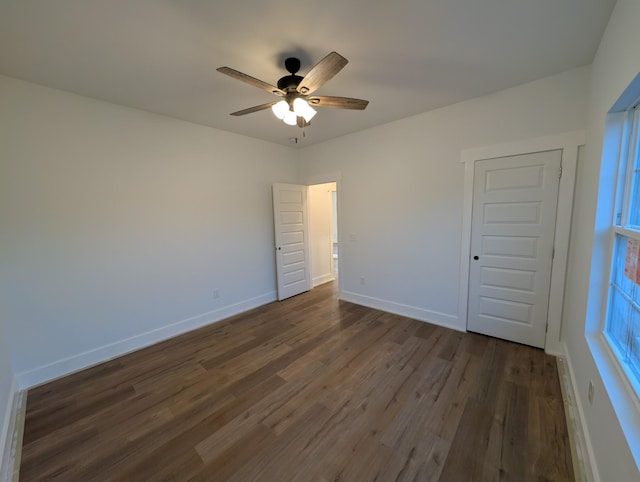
[273,183,312,300]
[467,150,561,348]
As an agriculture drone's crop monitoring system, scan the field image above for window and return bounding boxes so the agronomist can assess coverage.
[605,106,640,396]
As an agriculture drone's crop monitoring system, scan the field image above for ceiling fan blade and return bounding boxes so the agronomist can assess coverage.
[307,96,369,110]
[296,52,348,95]
[230,101,278,116]
[217,67,285,97]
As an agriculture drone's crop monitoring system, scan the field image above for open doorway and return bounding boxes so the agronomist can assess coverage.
[308,182,338,287]
[331,188,338,278]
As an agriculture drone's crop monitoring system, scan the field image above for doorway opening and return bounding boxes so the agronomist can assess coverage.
[331,189,338,279]
[308,182,339,288]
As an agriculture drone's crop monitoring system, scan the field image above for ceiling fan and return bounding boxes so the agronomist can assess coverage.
[217,52,369,128]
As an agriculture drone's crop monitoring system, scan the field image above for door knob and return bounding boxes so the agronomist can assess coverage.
[473,255,479,260]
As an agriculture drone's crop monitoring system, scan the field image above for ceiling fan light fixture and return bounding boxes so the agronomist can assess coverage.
[293,97,317,122]
[283,110,297,126]
[271,100,289,119]
[301,107,316,123]
[218,52,368,128]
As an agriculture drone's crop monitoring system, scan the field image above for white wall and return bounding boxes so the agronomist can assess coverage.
[0,323,13,421]
[308,182,336,286]
[561,0,640,479]
[0,75,299,387]
[300,66,590,330]
[0,319,15,477]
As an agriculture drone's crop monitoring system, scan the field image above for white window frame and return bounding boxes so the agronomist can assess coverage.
[604,106,640,399]
[584,75,640,474]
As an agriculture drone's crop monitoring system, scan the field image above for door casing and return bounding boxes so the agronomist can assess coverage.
[304,172,343,297]
[467,150,561,348]
[458,131,583,354]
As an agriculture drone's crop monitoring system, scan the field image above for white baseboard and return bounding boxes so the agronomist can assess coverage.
[339,290,462,331]
[312,273,335,287]
[17,291,277,389]
[0,379,24,482]
[556,343,599,482]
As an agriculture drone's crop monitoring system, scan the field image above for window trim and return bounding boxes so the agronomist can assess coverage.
[584,82,640,466]
[603,106,640,403]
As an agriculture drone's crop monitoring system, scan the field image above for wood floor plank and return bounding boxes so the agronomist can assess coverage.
[226,403,333,482]
[19,281,574,481]
[439,397,495,481]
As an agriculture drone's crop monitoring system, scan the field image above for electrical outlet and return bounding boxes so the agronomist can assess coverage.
[360,277,365,285]
[212,289,220,299]
[588,380,594,405]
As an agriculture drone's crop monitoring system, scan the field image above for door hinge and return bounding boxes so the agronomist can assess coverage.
[558,166,563,179]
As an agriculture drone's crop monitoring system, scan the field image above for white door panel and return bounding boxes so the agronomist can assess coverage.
[467,150,561,348]
[482,236,539,258]
[478,297,532,323]
[480,267,536,292]
[483,201,541,224]
[273,183,311,300]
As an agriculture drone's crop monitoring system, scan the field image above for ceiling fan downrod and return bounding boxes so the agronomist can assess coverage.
[277,58,303,92]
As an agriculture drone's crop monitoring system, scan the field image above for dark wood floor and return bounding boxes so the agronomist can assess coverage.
[19,282,574,481]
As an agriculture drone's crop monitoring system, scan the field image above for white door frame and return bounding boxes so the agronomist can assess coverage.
[458,131,584,354]
[305,171,342,296]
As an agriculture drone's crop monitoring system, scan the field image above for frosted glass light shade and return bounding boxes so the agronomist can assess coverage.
[271,100,289,119]
[293,98,317,122]
[283,110,297,125]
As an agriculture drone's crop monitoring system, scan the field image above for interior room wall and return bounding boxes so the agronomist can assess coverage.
[299,66,590,330]
[0,75,299,387]
[0,319,15,476]
[0,323,13,416]
[561,0,640,479]
[308,182,336,286]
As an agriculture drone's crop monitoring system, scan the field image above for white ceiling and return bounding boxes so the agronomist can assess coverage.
[0,0,616,147]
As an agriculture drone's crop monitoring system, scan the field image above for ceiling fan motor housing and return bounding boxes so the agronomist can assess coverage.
[277,74,303,92]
